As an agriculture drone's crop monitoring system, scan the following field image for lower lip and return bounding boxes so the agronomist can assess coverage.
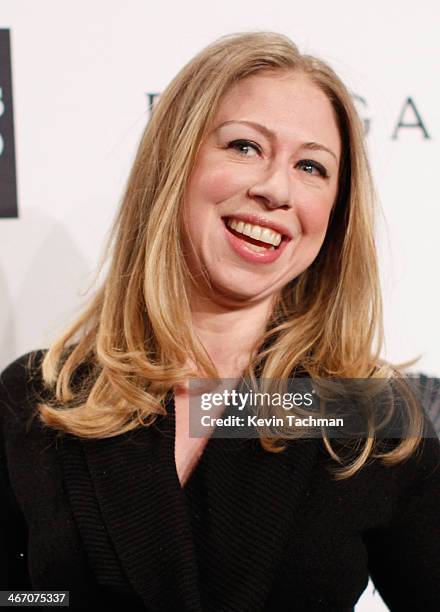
[222,220,290,264]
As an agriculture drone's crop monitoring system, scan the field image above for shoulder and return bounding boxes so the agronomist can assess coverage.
[314,374,440,498]
[0,350,48,423]
[396,430,440,491]
[369,373,440,491]
[368,415,440,516]
[397,373,440,489]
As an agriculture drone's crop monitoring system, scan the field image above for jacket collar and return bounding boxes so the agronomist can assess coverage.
[60,392,319,611]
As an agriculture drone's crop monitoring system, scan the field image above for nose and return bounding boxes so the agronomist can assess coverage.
[247,163,293,210]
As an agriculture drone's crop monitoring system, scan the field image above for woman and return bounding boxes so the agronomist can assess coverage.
[1,31,439,611]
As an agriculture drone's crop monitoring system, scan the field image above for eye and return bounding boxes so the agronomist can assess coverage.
[297,159,328,178]
[227,139,261,157]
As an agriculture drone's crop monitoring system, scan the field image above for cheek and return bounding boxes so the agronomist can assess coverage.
[296,196,334,236]
[187,161,247,204]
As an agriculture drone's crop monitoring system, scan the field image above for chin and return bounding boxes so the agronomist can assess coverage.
[207,278,274,305]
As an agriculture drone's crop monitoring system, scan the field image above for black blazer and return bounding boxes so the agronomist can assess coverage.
[1,351,440,611]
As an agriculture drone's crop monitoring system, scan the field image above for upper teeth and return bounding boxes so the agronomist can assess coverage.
[226,218,283,246]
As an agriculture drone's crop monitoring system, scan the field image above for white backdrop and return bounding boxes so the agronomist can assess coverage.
[1,1,439,609]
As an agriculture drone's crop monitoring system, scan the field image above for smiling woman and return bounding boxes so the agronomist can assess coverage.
[1,31,439,611]
[181,72,340,299]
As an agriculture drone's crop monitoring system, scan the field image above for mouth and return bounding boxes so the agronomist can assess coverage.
[222,216,290,253]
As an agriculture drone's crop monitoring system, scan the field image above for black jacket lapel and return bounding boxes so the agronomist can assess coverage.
[60,399,202,612]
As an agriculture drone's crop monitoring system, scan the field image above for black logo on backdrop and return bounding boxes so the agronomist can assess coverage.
[0,29,18,218]
[147,92,431,140]
[353,94,430,139]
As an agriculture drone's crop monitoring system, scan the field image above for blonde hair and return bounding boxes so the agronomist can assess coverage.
[35,31,425,478]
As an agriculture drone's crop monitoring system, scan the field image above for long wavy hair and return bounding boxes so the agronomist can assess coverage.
[35,31,425,478]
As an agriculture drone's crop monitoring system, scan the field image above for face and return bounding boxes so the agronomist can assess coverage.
[181,71,341,306]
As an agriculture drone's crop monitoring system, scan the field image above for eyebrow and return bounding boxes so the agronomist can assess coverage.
[214,120,339,163]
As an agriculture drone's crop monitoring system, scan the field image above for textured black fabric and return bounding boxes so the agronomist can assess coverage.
[1,350,439,611]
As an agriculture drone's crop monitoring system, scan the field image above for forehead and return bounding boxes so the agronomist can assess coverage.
[212,71,341,155]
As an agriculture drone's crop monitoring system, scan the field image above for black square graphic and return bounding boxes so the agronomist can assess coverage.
[0,29,18,218]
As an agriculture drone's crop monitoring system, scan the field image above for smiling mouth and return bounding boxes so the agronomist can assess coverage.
[223,217,288,252]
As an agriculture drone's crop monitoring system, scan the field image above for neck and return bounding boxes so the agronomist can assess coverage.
[189,291,276,379]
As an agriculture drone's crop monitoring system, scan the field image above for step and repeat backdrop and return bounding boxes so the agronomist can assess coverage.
[0,2,439,607]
